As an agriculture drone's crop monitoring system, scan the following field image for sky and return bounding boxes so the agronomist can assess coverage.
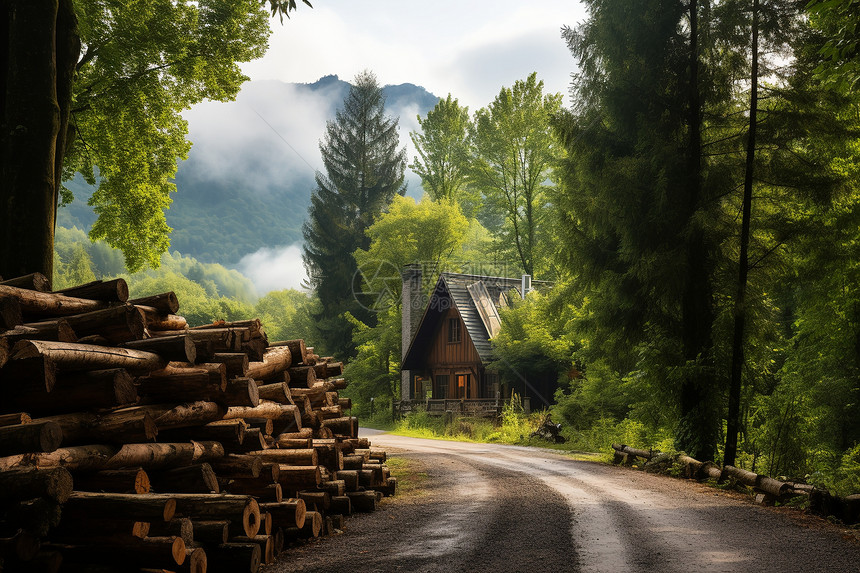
[206,1,589,294]
[242,0,588,111]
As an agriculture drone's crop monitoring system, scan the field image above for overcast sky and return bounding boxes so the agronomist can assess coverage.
[242,0,588,111]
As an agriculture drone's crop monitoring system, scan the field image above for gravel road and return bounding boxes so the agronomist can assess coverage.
[271,431,860,573]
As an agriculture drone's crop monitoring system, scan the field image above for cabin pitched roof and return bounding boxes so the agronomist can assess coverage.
[401,272,531,370]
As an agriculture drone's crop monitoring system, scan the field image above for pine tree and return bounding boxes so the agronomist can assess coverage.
[302,70,406,356]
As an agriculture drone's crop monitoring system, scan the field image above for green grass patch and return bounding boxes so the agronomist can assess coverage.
[384,455,428,497]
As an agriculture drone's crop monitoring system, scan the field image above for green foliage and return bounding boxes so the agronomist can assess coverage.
[302,70,407,356]
[470,73,563,277]
[409,94,477,212]
[807,0,860,92]
[65,0,272,271]
[254,289,318,343]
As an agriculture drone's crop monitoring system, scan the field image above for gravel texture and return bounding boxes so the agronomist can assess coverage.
[269,433,860,573]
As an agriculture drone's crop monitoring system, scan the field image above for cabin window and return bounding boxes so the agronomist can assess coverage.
[448,317,461,343]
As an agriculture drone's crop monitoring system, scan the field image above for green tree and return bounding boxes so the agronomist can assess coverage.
[255,289,319,343]
[409,94,474,209]
[0,0,309,281]
[807,0,860,91]
[302,70,407,356]
[470,73,562,278]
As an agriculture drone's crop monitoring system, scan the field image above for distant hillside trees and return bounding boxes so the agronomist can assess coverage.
[302,70,407,356]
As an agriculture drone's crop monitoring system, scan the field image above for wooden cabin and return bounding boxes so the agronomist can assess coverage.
[401,271,530,403]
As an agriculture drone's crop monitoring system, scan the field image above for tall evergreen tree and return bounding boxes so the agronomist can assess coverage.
[302,70,406,356]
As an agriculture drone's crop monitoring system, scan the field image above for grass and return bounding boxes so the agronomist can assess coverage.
[384,455,429,497]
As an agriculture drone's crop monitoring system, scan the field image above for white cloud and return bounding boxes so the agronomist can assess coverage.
[237,243,308,294]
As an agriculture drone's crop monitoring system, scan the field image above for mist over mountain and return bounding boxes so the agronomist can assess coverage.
[58,75,439,291]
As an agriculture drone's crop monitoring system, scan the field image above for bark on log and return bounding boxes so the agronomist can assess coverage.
[0,285,107,318]
[346,490,380,512]
[278,427,313,441]
[284,510,321,539]
[209,455,263,479]
[256,382,292,405]
[335,470,359,492]
[0,273,51,292]
[245,346,291,381]
[11,340,166,372]
[0,420,63,455]
[329,495,352,516]
[209,353,249,377]
[43,536,186,568]
[191,521,230,544]
[321,479,346,497]
[54,278,129,302]
[225,377,259,408]
[150,463,220,494]
[145,313,188,332]
[64,492,177,521]
[0,444,117,472]
[158,419,246,446]
[146,518,194,547]
[26,304,145,344]
[9,368,137,416]
[230,535,273,565]
[269,339,306,363]
[321,416,358,438]
[298,490,330,512]
[0,411,31,426]
[74,468,150,494]
[275,465,321,491]
[0,467,73,503]
[203,542,260,573]
[245,449,317,466]
[330,378,348,390]
[122,335,196,363]
[136,372,226,404]
[222,428,267,454]
[132,401,226,432]
[338,397,352,410]
[611,443,655,460]
[287,366,316,388]
[0,355,57,393]
[276,438,312,449]
[4,496,62,536]
[228,482,282,504]
[2,319,77,343]
[167,494,260,538]
[223,401,300,429]
[0,296,23,331]
[259,498,306,530]
[36,408,156,445]
[127,292,180,315]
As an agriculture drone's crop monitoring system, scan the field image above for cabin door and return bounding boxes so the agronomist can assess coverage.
[456,374,469,399]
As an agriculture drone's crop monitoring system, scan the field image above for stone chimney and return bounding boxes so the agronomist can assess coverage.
[401,264,423,401]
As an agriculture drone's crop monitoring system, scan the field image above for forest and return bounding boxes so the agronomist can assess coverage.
[4,0,860,497]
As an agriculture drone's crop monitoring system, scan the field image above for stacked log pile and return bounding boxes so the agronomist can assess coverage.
[0,273,395,572]
[611,443,860,523]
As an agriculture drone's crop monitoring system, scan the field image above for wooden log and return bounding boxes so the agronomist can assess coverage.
[277,438,312,449]
[223,428,267,454]
[0,272,51,291]
[0,467,73,503]
[721,465,757,487]
[183,546,208,573]
[756,474,791,498]
[64,492,177,521]
[321,479,346,497]
[136,372,226,404]
[0,420,62,455]
[298,490,330,512]
[287,365,316,387]
[74,468,150,494]
[245,449,317,466]
[245,346,292,381]
[191,319,262,336]
[0,285,107,318]
[290,384,331,407]
[228,482,282,503]
[325,514,344,535]
[146,313,188,332]
[134,401,226,431]
[209,455,262,479]
[0,355,57,393]
[335,470,359,491]
[347,490,379,512]
[158,419,246,446]
[256,381,292,406]
[52,517,150,540]
[611,443,655,460]
[0,335,8,368]
[0,529,43,563]
[259,499,305,530]
[284,510,321,539]
[244,418,274,436]
[27,304,146,344]
[329,495,352,516]
[303,348,317,366]
[192,520,230,544]
[36,408,156,445]
[127,292,180,315]
[209,353,249,377]
[2,319,77,343]
[150,464,220,494]
[230,535,273,565]
[321,416,358,438]
[9,368,137,416]
[144,362,227,389]
[122,335,196,363]
[11,340,166,372]
[313,361,343,380]
[278,427,313,441]
[147,518,194,546]
[203,542,260,573]
[337,397,352,410]
[275,465,321,491]
[0,295,23,331]
[177,328,249,353]
[104,443,197,470]
[223,401,300,428]
[372,476,397,497]
[314,441,343,471]
[168,494,260,538]
[225,377,259,408]
[269,339,306,363]
[43,536,186,568]
[318,405,343,420]
[0,444,117,472]
[54,278,129,302]
[0,411,30,426]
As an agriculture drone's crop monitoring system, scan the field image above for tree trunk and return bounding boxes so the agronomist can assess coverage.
[63,491,177,522]
[54,278,129,302]
[74,468,150,494]
[11,339,165,372]
[725,0,760,469]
